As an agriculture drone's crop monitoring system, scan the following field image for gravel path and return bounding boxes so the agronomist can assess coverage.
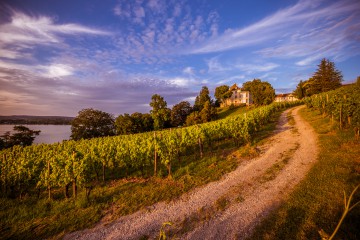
[64,106,318,240]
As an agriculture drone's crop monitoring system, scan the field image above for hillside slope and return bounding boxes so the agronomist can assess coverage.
[64,105,318,239]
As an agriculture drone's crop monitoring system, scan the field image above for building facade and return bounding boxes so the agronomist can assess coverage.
[274,93,299,102]
[221,84,252,107]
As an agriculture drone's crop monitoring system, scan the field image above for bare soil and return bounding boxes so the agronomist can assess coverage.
[64,106,318,240]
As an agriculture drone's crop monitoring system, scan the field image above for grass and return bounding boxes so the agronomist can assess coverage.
[249,107,360,240]
[0,106,284,240]
[217,105,254,119]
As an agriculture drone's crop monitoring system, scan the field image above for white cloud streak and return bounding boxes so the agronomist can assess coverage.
[236,63,279,73]
[190,0,360,66]
[0,11,110,46]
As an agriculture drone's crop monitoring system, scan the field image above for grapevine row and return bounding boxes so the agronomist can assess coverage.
[0,101,301,199]
[304,84,360,132]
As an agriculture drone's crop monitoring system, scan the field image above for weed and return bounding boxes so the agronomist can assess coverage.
[216,196,229,211]
[319,183,360,240]
[158,222,172,240]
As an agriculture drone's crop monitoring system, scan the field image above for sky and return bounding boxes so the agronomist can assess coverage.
[0,0,359,117]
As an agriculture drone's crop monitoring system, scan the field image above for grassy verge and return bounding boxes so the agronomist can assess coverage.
[249,107,360,240]
[0,109,283,240]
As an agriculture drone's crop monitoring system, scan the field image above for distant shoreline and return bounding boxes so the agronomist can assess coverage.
[0,115,74,125]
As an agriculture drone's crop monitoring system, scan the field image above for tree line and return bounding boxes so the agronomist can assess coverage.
[71,78,277,141]
[293,58,344,99]
[70,86,219,141]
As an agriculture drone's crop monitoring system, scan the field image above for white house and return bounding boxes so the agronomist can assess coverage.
[274,93,299,102]
[221,84,252,107]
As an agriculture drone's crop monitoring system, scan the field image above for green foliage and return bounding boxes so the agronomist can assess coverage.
[115,112,153,135]
[70,108,115,140]
[294,80,306,99]
[214,85,232,105]
[194,86,211,111]
[304,84,360,133]
[185,102,217,126]
[170,101,192,127]
[242,79,275,106]
[185,111,202,126]
[199,101,217,123]
[0,100,301,201]
[150,94,170,130]
[298,59,343,98]
[115,113,133,134]
[0,125,40,150]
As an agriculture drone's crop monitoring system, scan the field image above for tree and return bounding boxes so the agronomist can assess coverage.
[293,80,306,99]
[115,113,134,135]
[140,113,154,132]
[71,108,115,140]
[115,112,154,135]
[243,79,275,105]
[150,94,170,130]
[194,86,211,111]
[214,85,232,106]
[171,101,192,127]
[304,58,343,96]
[0,125,40,150]
[185,111,202,126]
[199,101,217,123]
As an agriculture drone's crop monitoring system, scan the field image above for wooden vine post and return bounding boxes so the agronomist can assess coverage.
[340,95,346,130]
[154,132,157,176]
[2,154,7,196]
[72,151,77,198]
[47,160,51,200]
[197,125,203,158]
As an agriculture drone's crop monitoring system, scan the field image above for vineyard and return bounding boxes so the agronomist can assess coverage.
[0,101,301,200]
[304,83,360,136]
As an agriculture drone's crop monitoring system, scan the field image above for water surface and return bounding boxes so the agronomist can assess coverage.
[0,124,71,144]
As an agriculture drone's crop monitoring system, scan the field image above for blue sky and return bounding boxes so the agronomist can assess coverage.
[0,0,359,116]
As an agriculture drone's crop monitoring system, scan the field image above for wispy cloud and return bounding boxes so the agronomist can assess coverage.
[183,67,195,75]
[235,63,279,73]
[0,10,109,46]
[111,0,219,64]
[190,0,360,66]
[206,56,229,73]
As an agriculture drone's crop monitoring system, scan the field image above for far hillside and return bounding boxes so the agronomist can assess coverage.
[0,115,74,125]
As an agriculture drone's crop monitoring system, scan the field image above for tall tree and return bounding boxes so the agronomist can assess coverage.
[214,85,232,106]
[243,79,275,105]
[171,101,192,127]
[71,108,115,140]
[0,125,40,150]
[194,86,211,111]
[293,80,306,99]
[305,58,343,95]
[115,112,154,135]
[150,94,170,130]
[199,101,217,123]
[141,113,154,132]
[185,111,202,126]
[131,112,154,133]
[115,113,134,135]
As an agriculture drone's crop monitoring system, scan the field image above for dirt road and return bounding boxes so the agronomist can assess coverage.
[64,106,318,240]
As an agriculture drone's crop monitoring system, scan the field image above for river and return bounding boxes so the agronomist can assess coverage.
[0,125,71,144]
